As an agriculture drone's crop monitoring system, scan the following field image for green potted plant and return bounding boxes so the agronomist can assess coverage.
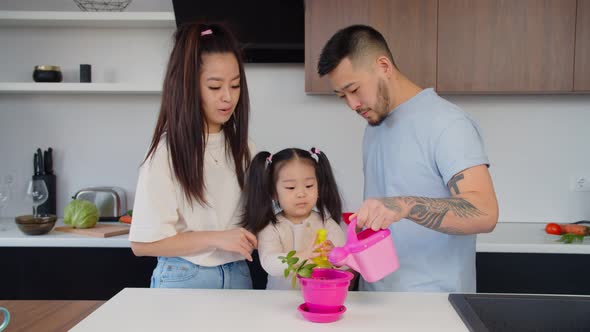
[278,250,318,289]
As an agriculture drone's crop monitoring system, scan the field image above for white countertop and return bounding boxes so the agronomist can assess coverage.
[70,288,469,332]
[0,218,130,248]
[1,218,589,254]
[476,222,590,254]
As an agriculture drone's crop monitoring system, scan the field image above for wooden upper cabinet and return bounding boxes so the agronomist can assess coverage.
[370,0,437,90]
[437,0,577,93]
[305,0,437,94]
[574,0,590,91]
[305,0,369,94]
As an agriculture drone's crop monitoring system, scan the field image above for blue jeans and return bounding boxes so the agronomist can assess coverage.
[150,257,252,289]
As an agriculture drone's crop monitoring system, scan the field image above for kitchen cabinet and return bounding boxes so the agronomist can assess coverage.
[0,247,156,300]
[437,0,577,93]
[305,0,587,94]
[476,253,590,295]
[369,0,437,90]
[574,0,590,91]
[304,0,370,94]
[304,0,436,94]
[0,247,266,300]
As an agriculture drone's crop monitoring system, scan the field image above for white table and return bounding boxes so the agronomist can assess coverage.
[70,288,468,332]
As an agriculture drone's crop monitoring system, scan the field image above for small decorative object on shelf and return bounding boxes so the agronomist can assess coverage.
[32,65,62,83]
[73,0,132,12]
[80,64,92,83]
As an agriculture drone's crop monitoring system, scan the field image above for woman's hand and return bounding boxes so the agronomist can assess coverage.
[213,228,258,261]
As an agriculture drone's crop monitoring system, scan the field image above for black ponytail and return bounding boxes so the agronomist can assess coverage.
[240,151,276,234]
[310,147,343,224]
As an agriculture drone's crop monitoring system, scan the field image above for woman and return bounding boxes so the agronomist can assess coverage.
[129,23,257,289]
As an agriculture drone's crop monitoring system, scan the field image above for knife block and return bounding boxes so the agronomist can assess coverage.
[33,174,56,215]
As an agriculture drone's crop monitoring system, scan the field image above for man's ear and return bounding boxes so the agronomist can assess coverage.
[376,55,394,78]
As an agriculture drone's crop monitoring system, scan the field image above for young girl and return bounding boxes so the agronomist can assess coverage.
[241,148,346,290]
[129,23,257,289]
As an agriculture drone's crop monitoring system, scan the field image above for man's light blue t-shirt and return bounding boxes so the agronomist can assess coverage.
[360,88,489,292]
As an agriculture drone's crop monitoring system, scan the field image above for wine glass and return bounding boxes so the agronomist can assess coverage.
[26,179,48,218]
[0,186,9,231]
[0,186,9,219]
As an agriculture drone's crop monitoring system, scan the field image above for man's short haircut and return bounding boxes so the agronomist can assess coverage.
[317,24,396,77]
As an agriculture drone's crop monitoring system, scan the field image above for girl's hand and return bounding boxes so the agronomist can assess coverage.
[213,228,258,261]
[294,241,322,262]
[319,240,334,256]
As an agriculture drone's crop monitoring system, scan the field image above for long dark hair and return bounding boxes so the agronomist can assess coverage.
[241,148,342,234]
[144,23,251,205]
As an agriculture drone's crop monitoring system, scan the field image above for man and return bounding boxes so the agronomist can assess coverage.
[318,25,498,292]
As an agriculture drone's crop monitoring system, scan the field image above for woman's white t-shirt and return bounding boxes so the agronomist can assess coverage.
[129,132,249,266]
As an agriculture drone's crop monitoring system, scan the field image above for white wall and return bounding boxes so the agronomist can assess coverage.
[1,2,589,223]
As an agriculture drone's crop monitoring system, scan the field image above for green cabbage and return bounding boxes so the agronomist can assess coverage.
[64,199,99,229]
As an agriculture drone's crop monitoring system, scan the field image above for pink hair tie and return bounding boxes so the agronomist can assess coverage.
[266,154,273,164]
[201,29,213,36]
[309,148,320,162]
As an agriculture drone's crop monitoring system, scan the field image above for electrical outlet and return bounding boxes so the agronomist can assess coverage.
[572,176,590,192]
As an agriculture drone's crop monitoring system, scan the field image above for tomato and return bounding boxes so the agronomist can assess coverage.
[119,215,132,224]
[545,223,562,235]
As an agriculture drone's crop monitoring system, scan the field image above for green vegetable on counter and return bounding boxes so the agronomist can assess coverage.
[64,199,99,229]
[558,233,585,244]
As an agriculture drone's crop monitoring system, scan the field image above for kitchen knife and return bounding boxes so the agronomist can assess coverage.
[46,147,53,174]
[44,150,48,174]
[37,148,44,175]
[34,153,39,176]
[573,220,590,225]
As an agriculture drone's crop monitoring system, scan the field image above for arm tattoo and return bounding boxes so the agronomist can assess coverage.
[381,196,484,233]
[381,198,402,214]
[448,173,464,195]
[437,225,469,235]
[408,197,483,230]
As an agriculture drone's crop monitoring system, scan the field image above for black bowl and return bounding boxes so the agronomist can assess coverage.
[15,214,57,235]
[33,65,63,82]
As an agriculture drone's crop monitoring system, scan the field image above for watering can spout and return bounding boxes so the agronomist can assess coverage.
[328,247,361,272]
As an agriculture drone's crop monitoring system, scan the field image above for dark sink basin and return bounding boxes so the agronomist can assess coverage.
[449,293,590,332]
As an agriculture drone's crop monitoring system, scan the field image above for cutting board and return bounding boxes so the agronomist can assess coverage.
[55,224,130,238]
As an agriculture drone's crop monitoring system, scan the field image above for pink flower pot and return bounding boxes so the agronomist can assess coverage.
[297,268,354,313]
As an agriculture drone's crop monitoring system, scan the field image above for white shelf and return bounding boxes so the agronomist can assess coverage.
[0,82,162,94]
[0,11,175,28]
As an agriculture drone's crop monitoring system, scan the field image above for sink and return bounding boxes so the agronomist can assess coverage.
[449,293,590,332]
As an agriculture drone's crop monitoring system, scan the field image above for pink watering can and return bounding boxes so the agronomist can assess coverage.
[328,217,399,282]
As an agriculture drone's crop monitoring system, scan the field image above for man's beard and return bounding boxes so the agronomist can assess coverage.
[358,79,391,127]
